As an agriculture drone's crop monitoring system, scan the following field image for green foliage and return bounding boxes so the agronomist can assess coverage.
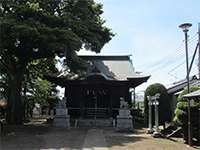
[174,86,200,142]
[22,58,58,118]
[0,0,113,70]
[0,0,113,123]
[30,77,52,105]
[144,83,172,125]
[174,86,200,125]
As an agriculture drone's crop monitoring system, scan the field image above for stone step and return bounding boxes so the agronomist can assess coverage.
[85,109,109,118]
[77,118,113,127]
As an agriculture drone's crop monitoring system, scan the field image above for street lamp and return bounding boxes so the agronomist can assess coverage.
[179,23,192,146]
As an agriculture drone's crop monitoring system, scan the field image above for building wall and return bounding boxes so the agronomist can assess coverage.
[65,83,131,118]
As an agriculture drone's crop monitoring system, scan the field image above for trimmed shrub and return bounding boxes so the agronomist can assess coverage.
[174,86,200,142]
[144,83,172,127]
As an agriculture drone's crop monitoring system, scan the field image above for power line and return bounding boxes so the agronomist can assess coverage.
[141,34,198,71]
[168,60,186,73]
[168,38,199,74]
[144,35,198,73]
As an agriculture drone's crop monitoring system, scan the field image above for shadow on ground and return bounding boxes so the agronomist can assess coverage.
[1,124,87,150]
[1,121,196,150]
[0,120,149,150]
[105,134,148,148]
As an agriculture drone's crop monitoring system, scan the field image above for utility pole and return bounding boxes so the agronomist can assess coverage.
[198,23,200,79]
[179,23,192,146]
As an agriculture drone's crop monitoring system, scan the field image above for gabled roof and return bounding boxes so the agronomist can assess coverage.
[45,55,150,88]
[79,55,149,80]
[167,75,200,94]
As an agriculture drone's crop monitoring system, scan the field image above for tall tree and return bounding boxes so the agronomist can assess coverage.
[0,0,113,124]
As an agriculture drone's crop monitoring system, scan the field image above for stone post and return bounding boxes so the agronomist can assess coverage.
[54,97,70,128]
[147,96,153,134]
[154,99,159,133]
[152,93,161,137]
[199,108,200,144]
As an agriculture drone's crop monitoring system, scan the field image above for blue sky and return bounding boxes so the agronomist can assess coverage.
[78,0,200,94]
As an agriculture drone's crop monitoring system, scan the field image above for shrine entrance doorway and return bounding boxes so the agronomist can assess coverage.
[83,88,111,119]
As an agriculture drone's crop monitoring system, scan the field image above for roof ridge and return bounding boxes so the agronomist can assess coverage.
[78,54,132,56]
[78,55,132,60]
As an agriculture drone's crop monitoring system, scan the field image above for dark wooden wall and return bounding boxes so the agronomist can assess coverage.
[65,83,131,118]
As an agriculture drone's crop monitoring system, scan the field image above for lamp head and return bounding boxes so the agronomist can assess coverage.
[179,23,192,32]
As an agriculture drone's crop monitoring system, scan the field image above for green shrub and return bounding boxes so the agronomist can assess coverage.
[174,86,200,125]
[174,86,200,142]
[144,83,172,126]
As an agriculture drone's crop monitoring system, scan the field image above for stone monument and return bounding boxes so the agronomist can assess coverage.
[116,97,133,131]
[54,97,70,128]
[33,103,41,117]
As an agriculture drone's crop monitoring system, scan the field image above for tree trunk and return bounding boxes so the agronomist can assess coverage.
[7,68,24,124]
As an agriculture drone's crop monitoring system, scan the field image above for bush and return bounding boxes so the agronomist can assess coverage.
[174,86,200,125]
[144,83,172,127]
[174,86,200,142]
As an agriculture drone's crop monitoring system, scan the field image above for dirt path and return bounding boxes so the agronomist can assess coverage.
[82,129,109,150]
[0,125,198,150]
[104,129,197,150]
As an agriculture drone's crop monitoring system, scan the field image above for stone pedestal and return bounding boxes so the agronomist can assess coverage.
[54,108,70,128]
[116,109,133,131]
[32,103,41,117]
[54,99,70,128]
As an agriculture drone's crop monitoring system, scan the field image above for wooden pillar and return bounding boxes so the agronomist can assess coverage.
[110,87,117,118]
[80,87,84,118]
[123,86,131,105]
[108,87,112,118]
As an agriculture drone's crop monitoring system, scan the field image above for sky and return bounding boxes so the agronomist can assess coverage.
[78,0,200,96]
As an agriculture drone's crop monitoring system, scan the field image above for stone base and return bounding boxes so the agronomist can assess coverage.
[152,131,162,138]
[77,118,113,127]
[54,115,70,128]
[147,128,154,134]
[116,116,133,131]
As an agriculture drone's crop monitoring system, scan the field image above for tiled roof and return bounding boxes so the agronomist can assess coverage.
[59,55,150,81]
[167,76,200,94]
[183,90,200,99]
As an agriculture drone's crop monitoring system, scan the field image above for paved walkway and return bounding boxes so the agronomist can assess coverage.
[1,125,198,150]
[82,129,109,150]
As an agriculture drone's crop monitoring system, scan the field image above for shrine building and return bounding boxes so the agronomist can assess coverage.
[46,55,150,121]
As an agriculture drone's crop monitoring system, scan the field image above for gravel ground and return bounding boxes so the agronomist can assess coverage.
[0,120,198,150]
[104,129,197,150]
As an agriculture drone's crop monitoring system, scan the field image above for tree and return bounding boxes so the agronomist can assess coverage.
[0,0,113,124]
[22,58,58,119]
[144,83,172,127]
[174,86,200,142]
[28,77,54,115]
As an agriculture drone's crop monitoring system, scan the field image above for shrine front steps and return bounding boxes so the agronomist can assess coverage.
[73,118,113,128]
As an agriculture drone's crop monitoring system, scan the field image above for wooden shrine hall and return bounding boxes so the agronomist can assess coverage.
[46,55,150,120]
